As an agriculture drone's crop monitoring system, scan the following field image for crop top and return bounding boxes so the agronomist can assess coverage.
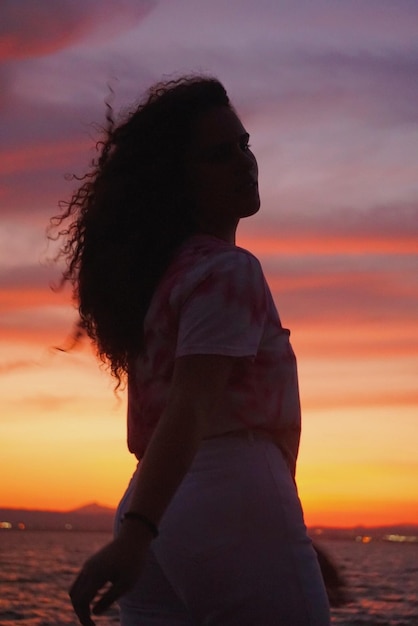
[127,233,301,475]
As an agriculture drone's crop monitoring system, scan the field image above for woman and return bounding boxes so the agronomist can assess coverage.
[53,76,331,625]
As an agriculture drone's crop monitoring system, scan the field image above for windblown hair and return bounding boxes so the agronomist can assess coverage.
[50,76,230,386]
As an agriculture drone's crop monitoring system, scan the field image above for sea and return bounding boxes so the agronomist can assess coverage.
[0,530,417,626]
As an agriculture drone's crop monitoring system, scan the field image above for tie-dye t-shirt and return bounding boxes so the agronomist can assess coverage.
[127,233,301,474]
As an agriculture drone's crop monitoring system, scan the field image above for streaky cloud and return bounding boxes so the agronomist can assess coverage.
[0,0,157,61]
[240,202,418,248]
[14,392,77,412]
[0,359,37,375]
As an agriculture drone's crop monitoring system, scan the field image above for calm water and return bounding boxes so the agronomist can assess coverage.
[0,531,417,625]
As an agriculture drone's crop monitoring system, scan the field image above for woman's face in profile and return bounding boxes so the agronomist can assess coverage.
[186,106,260,238]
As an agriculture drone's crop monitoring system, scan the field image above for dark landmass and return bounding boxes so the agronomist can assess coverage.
[0,503,115,532]
[309,524,418,543]
[0,504,417,542]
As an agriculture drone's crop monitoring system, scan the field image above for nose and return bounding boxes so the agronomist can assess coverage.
[235,146,257,174]
[240,154,258,181]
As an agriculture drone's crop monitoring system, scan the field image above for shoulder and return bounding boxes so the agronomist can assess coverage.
[162,237,266,310]
[182,234,263,276]
[210,245,265,295]
[170,235,265,301]
[224,243,263,275]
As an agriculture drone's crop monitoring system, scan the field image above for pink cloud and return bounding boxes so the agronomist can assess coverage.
[0,0,156,61]
[240,203,418,249]
[1,136,92,176]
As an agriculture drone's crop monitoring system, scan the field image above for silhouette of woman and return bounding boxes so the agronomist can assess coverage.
[52,76,332,625]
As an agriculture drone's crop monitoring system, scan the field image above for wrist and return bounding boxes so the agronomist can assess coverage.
[121,511,159,538]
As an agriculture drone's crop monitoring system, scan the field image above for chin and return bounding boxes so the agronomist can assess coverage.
[240,198,260,218]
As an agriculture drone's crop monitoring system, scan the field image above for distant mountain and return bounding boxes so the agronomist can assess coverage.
[69,502,115,515]
[0,503,115,532]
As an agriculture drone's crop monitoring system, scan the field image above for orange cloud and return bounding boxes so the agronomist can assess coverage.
[293,320,418,359]
[0,287,67,311]
[303,389,418,412]
[0,359,36,375]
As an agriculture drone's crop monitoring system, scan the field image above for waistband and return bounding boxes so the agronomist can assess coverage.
[203,428,274,443]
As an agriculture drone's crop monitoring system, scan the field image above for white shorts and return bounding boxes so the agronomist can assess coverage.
[115,432,330,626]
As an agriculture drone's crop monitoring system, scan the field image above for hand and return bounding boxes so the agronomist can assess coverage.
[69,526,151,626]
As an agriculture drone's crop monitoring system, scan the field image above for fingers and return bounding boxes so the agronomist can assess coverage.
[69,566,129,624]
[69,567,103,626]
[68,538,145,624]
[92,582,127,615]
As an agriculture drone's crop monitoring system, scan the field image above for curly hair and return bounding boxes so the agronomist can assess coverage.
[50,75,231,386]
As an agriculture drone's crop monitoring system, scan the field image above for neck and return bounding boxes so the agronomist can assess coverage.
[197,221,238,245]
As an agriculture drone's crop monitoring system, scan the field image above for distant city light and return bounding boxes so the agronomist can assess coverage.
[384,534,418,543]
[355,535,372,543]
[0,521,12,529]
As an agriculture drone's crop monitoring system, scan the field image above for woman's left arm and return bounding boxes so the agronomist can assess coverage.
[69,353,235,625]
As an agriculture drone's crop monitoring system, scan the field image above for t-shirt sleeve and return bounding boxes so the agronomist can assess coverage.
[175,250,267,358]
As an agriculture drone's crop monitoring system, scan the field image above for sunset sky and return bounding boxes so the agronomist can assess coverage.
[1,0,417,527]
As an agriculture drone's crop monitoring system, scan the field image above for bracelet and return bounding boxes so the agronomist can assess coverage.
[122,511,159,538]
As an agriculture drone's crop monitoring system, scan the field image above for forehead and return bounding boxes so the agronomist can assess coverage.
[189,106,247,149]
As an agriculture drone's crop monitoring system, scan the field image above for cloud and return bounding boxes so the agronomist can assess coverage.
[240,202,418,249]
[0,305,74,343]
[304,389,418,412]
[1,18,417,222]
[184,46,418,128]
[1,203,417,326]
[0,0,416,366]
[107,0,418,56]
[0,64,151,217]
[270,269,418,328]
[0,265,74,343]
[0,263,62,291]
[0,359,37,375]
[0,0,156,61]
[1,136,92,178]
[16,392,77,412]
[238,207,418,339]
[294,321,418,360]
